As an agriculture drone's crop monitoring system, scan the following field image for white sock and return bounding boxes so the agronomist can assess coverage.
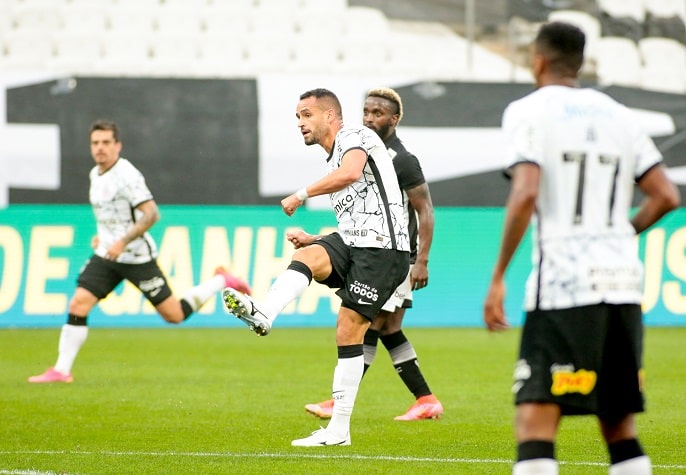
[609,456,651,475]
[326,354,364,440]
[259,269,310,323]
[54,324,89,375]
[513,459,559,475]
[181,275,225,312]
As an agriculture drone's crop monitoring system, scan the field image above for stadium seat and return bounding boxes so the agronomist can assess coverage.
[49,32,102,74]
[59,4,109,34]
[255,0,302,10]
[342,6,390,38]
[595,36,642,86]
[243,36,293,73]
[290,35,341,74]
[597,0,645,23]
[111,0,161,8]
[106,7,156,34]
[638,36,686,69]
[99,32,152,75]
[301,0,348,12]
[643,0,686,21]
[10,3,63,33]
[295,9,345,37]
[148,33,200,77]
[195,35,248,77]
[155,7,203,35]
[335,36,389,74]
[201,6,251,37]
[1,31,55,71]
[248,9,297,38]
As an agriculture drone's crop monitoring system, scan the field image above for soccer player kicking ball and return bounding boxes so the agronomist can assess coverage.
[223,88,410,447]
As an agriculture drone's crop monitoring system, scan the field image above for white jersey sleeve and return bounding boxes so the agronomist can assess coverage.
[89,158,158,264]
[503,86,663,310]
[328,124,409,251]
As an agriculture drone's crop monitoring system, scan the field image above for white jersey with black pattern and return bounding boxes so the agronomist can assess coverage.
[328,124,409,251]
[89,157,158,264]
[503,86,663,310]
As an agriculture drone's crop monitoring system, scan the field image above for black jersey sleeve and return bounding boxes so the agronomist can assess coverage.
[393,150,426,191]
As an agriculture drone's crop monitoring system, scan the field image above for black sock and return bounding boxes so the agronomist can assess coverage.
[608,438,645,465]
[180,299,193,320]
[517,440,555,462]
[67,314,88,326]
[381,331,431,398]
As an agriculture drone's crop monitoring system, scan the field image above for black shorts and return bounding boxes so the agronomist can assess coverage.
[312,233,410,320]
[514,303,645,422]
[77,255,173,306]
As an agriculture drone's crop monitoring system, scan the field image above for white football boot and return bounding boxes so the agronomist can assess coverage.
[222,287,271,336]
[291,427,351,447]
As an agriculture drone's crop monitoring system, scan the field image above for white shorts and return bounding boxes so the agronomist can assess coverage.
[380,264,414,312]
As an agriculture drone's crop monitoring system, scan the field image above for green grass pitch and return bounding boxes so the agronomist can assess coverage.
[1,326,685,474]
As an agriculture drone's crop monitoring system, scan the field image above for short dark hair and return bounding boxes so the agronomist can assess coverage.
[535,21,585,75]
[90,119,120,141]
[299,88,343,119]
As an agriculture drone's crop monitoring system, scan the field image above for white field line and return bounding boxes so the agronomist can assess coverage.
[1,450,685,471]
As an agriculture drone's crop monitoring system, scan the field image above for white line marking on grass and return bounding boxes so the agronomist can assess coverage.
[2,450,685,471]
[0,471,63,475]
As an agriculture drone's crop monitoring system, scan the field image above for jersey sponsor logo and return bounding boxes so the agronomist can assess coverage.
[349,280,379,302]
[344,228,368,237]
[550,365,597,396]
[357,299,372,305]
[333,194,354,214]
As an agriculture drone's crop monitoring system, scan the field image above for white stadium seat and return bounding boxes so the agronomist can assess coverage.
[59,4,109,34]
[1,31,54,71]
[595,36,642,87]
[639,36,686,70]
[597,0,645,23]
[155,7,203,35]
[195,35,247,77]
[49,32,102,74]
[148,33,200,77]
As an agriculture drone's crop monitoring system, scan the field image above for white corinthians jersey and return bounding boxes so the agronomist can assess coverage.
[328,124,409,251]
[89,157,158,264]
[503,86,663,310]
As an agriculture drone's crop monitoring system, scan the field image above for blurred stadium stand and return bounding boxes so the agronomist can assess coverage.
[1,0,685,90]
[0,0,531,81]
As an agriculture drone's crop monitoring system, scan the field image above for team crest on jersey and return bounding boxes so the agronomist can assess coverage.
[550,364,597,396]
[511,359,531,394]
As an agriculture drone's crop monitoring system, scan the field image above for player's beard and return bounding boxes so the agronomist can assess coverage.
[371,122,391,141]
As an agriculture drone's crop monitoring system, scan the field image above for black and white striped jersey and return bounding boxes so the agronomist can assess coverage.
[328,124,409,251]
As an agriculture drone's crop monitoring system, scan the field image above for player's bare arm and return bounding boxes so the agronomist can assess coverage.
[484,163,539,332]
[105,199,160,260]
[631,164,680,234]
[281,149,367,216]
[406,182,434,290]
